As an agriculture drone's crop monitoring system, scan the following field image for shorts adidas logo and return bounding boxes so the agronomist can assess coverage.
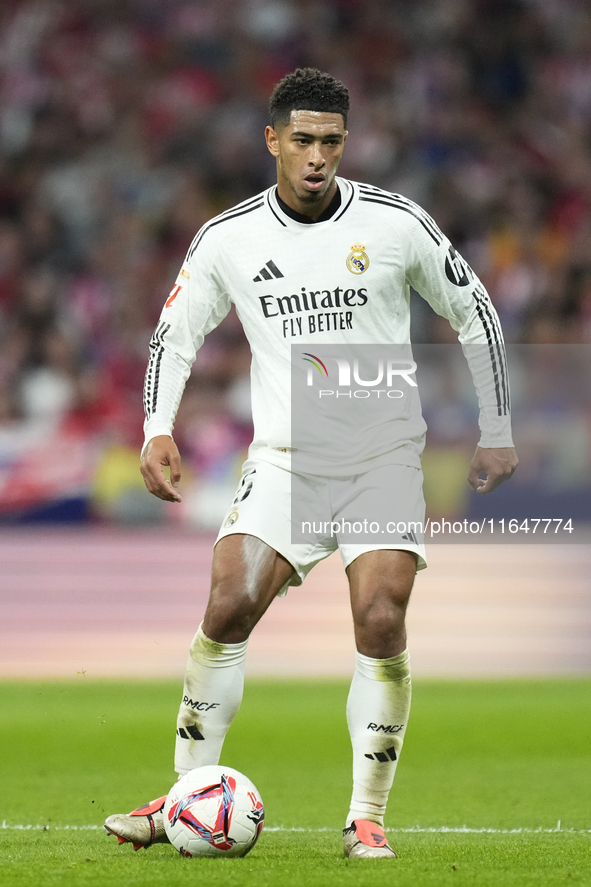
[253,260,284,282]
[364,745,397,762]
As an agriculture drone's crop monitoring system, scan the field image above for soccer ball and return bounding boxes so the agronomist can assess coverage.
[163,765,265,858]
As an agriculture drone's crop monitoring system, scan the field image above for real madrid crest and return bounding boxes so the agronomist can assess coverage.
[346,242,369,274]
[224,509,239,528]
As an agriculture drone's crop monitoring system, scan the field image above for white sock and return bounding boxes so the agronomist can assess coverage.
[174,623,248,776]
[346,648,411,827]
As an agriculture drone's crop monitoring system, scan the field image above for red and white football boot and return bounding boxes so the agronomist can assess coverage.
[104,796,169,851]
[342,819,397,858]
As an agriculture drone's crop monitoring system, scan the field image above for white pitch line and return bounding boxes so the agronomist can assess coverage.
[1,822,589,834]
[1,823,101,831]
[270,826,586,834]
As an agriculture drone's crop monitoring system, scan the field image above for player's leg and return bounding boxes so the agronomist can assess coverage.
[202,532,296,642]
[343,549,416,858]
[175,533,294,775]
[104,532,294,850]
[348,547,415,657]
[105,458,330,851]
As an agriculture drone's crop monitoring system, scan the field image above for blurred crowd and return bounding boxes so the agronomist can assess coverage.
[0,0,590,522]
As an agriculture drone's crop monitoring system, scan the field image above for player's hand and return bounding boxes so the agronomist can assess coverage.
[468,446,518,494]
[140,435,182,502]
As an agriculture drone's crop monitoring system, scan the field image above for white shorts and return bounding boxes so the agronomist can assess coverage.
[216,457,427,596]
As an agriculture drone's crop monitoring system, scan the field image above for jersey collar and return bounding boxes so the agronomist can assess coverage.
[267,178,355,228]
[276,186,342,224]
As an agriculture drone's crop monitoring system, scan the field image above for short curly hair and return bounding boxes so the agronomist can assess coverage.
[269,68,350,129]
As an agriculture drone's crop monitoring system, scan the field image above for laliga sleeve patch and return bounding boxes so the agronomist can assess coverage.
[166,284,182,307]
[444,245,474,286]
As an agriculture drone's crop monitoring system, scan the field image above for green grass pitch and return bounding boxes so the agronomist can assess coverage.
[1,678,589,886]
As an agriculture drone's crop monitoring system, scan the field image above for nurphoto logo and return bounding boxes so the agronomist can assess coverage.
[302,352,417,398]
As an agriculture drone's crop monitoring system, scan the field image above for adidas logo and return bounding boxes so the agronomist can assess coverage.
[253,260,284,282]
[401,530,418,544]
[369,830,387,846]
[176,725,204,740]
[364,745,397,763]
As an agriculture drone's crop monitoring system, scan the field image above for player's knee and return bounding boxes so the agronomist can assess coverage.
[353,594,408,658]
[354,590,407,635]
[203,588,261,643]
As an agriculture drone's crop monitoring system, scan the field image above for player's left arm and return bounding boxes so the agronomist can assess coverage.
[403,212,518,493]
[468,445,518,494]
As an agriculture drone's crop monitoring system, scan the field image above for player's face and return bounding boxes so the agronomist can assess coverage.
[265,110,348,217]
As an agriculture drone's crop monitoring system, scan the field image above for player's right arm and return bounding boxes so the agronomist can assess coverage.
[140,435,182,502]
[141,235,231,500]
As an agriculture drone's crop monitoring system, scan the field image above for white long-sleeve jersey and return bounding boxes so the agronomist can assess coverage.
[143,178,513,469]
